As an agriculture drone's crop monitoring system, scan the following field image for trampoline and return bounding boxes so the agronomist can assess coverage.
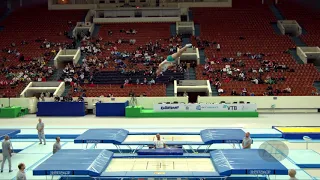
[33,149,288,178]
[73,129,248,153]
[273,126,320,139]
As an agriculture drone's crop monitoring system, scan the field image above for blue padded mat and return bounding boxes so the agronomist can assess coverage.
[74,129,129,144]
[211,149,287,176]
[33,149,113,176]
[201,129,245,144]
[0,129,21,140]
[137,148,183,155]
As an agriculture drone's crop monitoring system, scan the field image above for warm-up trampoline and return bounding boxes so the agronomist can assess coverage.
[73,129,249,153]
[33,149,287,178]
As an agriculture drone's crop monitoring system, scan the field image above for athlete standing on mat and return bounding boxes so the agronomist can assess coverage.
[156,44,193,76]
[36,118,46,145]
[242,132,252,149]
[53,137,61,154]
[1,135,12,173]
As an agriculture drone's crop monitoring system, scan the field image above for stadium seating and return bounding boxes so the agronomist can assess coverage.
[277,1,320,47]
[0,6,86,97]
[72,84,166,97]
[72,23,179,97]
[191,0,320,96]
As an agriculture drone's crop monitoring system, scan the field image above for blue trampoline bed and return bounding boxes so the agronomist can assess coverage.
[33,149,288,178]
[73,129,250,153]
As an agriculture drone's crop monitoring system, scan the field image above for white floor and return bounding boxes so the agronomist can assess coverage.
[1,113,320,180]
[1,113,320,129]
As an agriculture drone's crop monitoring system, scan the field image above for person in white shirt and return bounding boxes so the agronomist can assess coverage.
[288,169,298,180]
[36,118,46,145]
[217,43,221,51]
[154,134,166,149]
[16,163,26,180]
[1,135,13,173]
[53,137,61,154]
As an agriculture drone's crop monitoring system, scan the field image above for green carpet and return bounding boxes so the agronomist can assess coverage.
[125,106,258,118]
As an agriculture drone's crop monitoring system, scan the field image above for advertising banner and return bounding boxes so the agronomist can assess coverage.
[154,103,257,112]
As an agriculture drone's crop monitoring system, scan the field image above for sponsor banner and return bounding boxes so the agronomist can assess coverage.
[154,104,257,112]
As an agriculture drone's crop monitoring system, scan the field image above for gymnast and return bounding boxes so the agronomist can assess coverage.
[156,44,193,76]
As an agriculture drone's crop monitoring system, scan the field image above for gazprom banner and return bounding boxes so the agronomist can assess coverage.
[154,103,257,112]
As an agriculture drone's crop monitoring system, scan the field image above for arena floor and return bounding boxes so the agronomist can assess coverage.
[1,113,320,179]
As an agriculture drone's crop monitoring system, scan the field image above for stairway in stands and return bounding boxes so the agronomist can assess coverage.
[184,68,196,80]
[92,24,101,38]
[313,81,320,93]
[210,85,219,96]
[288,49,304,64]
[166,83,175,96]
[170,24,176,36]
[269,4,308,65]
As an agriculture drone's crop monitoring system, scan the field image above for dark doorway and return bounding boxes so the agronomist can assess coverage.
[188,92,207,103]
[308,58,320,66]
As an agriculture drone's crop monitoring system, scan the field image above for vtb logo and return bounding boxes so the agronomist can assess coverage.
[224,105,237,111]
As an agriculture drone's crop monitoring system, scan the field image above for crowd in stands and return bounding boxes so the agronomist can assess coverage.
[64,32,188,96]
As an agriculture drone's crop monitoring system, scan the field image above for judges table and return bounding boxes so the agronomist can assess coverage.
[37,102,85,116]
[0,106,21,118]
[154,103,257,112]
[96,101,129,117]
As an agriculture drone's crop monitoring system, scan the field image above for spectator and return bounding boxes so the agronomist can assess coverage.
[218,88,224,95]
[53,137,61,154]
[216,43,220,51]
[231,89,237,96]
[283,86,291,93]
[129,39,136,45]
[312,90,319,96]
[16,163,26,180]
[183,91,188,97]
[149,78,155,85]
[250,92,255,96]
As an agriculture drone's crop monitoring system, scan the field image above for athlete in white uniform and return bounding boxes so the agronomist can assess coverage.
[156,44,193,76]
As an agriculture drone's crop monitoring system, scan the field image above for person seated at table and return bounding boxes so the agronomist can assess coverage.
[154,134,166,149]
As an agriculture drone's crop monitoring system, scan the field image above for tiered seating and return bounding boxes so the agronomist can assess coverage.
[94,71,184,84]
[0,6,86,97]
[73,84,166,97]
[98,23,171,52]
[74,23,176,96]
[191,0,320,95]
[277,1,320,47]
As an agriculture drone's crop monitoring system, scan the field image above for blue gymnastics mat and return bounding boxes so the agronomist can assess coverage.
[74,129,129,144]
[211,149,288,175]
[287,150,320,168]
[0,129,21,140]
[201,129,245,143]
[33,149,113,176]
